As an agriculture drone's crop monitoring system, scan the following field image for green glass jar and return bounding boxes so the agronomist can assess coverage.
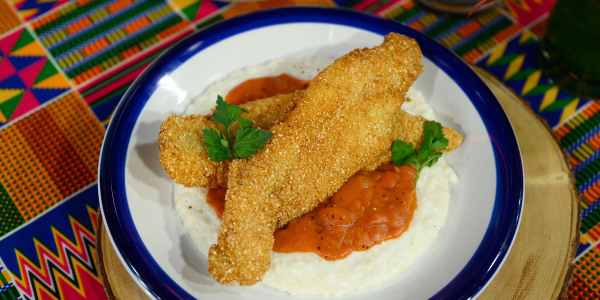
[539,0,600,99]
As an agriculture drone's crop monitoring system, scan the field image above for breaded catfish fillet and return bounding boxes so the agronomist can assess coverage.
[363,109,462,170]
[158,91,302,188]
[159,93,462,187]
[158,115,226,188]
[208,33,424,285]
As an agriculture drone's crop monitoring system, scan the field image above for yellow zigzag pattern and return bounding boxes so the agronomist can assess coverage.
[10,206,100,300]
[486,31,579,123]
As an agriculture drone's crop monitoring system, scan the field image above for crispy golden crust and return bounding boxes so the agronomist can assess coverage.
[159,93,462,187]
[363,109,463,170]
[392,110,462,152]
[157,92,302,187]
[208,33,424,285]
[233,90,302,130]
[158,115,227,188]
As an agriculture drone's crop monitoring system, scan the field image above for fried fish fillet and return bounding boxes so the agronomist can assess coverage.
[208,33,424,285]
[159,93,462,187]
[363,108,462,170]
[160,102,462,187]
[158,114,225,188]
[158,91,302,188]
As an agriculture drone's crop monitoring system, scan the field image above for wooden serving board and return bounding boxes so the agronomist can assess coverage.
[474,66,580,299]
[95,67,580,299]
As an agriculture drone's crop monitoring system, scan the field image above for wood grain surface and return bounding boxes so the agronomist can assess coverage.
[474,66,580,299]
[96,216,150,300]
[95,67,580,299]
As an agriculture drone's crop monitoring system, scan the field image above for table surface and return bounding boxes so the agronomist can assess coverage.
[0,0,594,299]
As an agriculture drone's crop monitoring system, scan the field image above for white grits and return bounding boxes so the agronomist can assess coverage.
[173,57,457,296]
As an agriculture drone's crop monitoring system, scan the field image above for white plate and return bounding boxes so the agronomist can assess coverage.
[99,7,523,300]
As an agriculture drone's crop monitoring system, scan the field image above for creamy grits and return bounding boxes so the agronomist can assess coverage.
[173,57,457,296]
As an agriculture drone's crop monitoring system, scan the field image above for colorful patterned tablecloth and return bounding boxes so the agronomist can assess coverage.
[0,0,595,299]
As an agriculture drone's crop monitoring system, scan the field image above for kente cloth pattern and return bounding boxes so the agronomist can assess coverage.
[0,0,596,299]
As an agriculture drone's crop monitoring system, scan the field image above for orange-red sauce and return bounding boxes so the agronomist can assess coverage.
[206,74,418,261]
[206,187,227,219]
[225,73,309,105]
[206,164,418,261]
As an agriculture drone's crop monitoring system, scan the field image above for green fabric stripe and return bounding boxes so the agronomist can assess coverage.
[0,286,21,300]
[81,51,161,97]
[48,0,164,57]
[390,5,421,24]
[561,130,577,149]
[0,270,7,285]
[488,53,522,67]
[89,85,130,109]
[66,14,183,78]
[424,19,460,39]
[522,83,555,97]
[0,181,25,238]
[35,0,114,36]
[581,206,600,233]
[541,97,578,112]
[560,113,600,148]
[454,17,512,56]
[568,115,586,130]
[506,68,537,81]
[196,15,224,30]
[575,158,600,186]
[575,144,594,162]
[579,167,595,186]
[364,0,393,13]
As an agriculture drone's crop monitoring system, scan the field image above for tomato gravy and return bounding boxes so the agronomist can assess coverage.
[206,164,417,260]
[225,73,309,105]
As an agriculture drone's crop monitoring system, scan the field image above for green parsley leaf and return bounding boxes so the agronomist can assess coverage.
[425,120,448,151]
[391,140,417,166]
[202,128,234,162]
[203,95,272,162]
[392,120,449,182]
[233,127,273,158]
[211,95,252,139]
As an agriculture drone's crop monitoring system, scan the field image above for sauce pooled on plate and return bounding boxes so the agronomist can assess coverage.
[225,73,309,105]
[207,164,418,260]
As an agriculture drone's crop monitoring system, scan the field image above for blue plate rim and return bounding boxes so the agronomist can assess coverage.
[98,6,523,300]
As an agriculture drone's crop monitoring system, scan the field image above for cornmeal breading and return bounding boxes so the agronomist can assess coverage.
[208,33,424,285]
[158,91,302,188]
[227,90,302,131]
[158,115,227,188]
[363,109,462,170]
[159,94,462,187]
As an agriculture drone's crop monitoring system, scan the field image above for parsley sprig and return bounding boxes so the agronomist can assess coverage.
[202,96,273,162]
[391,120,449,182]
